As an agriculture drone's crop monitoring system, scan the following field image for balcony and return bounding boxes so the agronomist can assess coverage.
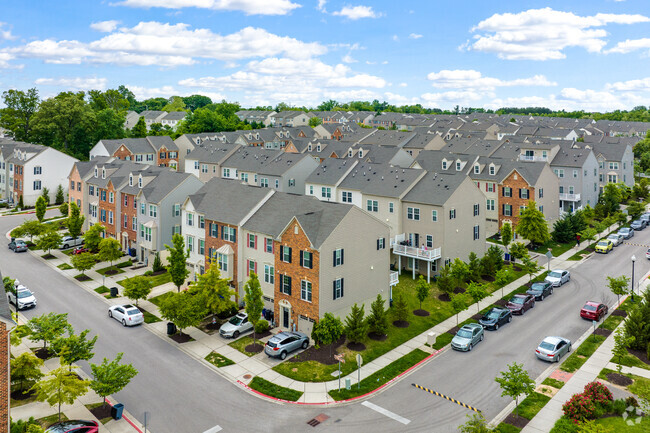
[390,233,406,247]
[559,193,581,202]
[518,155,547,162]
[393,244,441,261]
[390,271,399,286]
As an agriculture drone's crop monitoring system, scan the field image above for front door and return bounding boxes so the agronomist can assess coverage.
[282,307,290,328]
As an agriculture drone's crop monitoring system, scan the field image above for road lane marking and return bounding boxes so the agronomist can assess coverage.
[412,383,481,413]
[202,425,222,433]
[361,401,410,425]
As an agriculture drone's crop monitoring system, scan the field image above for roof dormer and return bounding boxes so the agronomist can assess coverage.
[94,167,98,178]
[101,167,106,179]
[138,174,143,188]
[129,174,133,187]
[358,149,364,158]
[441,159,448,170]
[489,163,496,175]
[473,164,480,174]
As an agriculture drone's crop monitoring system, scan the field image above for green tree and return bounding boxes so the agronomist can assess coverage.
[487,245,504,270]
[311,313,344,358]
[627,201,645,220]
[130,116,147,138]
[35,196,47,222]
[83,224,105,252]
[182,94,212,111]
[3,276,16,294]
[552,215,575,244]
[451,294,468,326]
[52,329,97,371]
[10,352,43,394]
[189,262,235,319]
[415,275,430,310]
[607,275,630,305]
[309,116,322,127]
[501,222,512,252]
[467,252,481,282]
[70,252,96,275]
[162,96,187,112]
[494,362,535,416]
[437,265,455,297]
[152,251,164,272]
[92,108,126,142]
[97,238,122,270]
[158,291,206,336]
[89,352,138,408]
[10,417,44,433]
[165,233,189,292]
[66,202,84,239]
[522,256,542,281]
[516,201,550,247]
[450,258,469,289]
[601,183,622,215]
[40,187,50,205]
[27,312,70,351]
[495,266,513,297]
[612,328,635,374]
[367,294,388,336]
[244,272,264,345]
[31,366,89,422]
[37,230,62,254]
[466,282,489,313]
[58,202,69,217]
[392,292,409,322]
[123,276,152,307]
[458,413,494,433]
[0,88,40,141]
[344,303,368,344]
[509,242,529,261]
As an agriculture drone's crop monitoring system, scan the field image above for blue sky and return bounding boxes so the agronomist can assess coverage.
[1,0,649,111]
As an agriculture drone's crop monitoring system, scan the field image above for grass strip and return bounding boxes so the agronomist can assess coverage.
[94,286,109,294]
[541,377,566,389]
[248,376,302,402]
[57,263,72,270]
[228,336,258,357]
[561,334,606,373]
[517,391,551,420]
[432,333,453,350]
[205,351,235,368]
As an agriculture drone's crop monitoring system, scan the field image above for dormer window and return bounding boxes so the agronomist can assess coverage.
[474,165,480,174]
[308,144,312,151]
[317,144,321,152]
[129,175,133,186]
[101,168,106,179]
[489,164,495,175]
[256,133,260,140]
[358,149,363,158]
[442,160,447,170]
[138,175,143,188]
[348,149,353,158]
[94,168,98,178]
[456,161,461,171]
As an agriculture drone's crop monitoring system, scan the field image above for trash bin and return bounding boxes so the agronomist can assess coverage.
[111,403,124,420]
[345,378,351,390]
[167,322,176,335]
[110,287,119,297]
[504,253,511,262]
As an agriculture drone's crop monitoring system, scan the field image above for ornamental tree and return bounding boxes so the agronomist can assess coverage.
[31,366,89,422]
[123,276,152,307]
[344,303,368,344]
[244,272,264,345]
[494,362,535,416]
[89,352,138,407]
[367,294,388,336]
[165,233,189,292]
[516,200,550,247]
[311,313,344,359]
[27,312,70,351]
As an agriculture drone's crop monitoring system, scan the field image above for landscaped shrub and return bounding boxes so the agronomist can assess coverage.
[255,319,269,334]
[626,396,639,408]
[562,393,597,423]
[582,381,613,408]
[144,270,153,276]
[549,417,579,433]
[217,304,238,320]
[611,398,627,415]
[152,252,164,273]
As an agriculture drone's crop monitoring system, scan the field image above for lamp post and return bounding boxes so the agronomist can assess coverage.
[632,255,636,303]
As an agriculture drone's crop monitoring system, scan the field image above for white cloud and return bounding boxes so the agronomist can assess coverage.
[470,7,650,60]
[399,82,407,87]
[116,0,301,16]
[317,0,327,12]
[0,22,15,40]
[427,69,556,90]
[606,77,650,91]
[34,77,108,90]
[606,38,650,54]
[408,33,423,39]
[392,35,399,41]
[333,5,380,20]
[342,54,357,63]
[90,20,120,32]
[0,52,15,68]
[128,84,227,101]
[1,22,327,67]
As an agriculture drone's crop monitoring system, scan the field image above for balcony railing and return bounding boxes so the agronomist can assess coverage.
[559,193,581,202]
[390,233,406,247]
[518,155,547,162]
[393,244,441,261]
[390,271,399,286]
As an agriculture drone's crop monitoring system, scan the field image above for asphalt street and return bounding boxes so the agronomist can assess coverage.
[4,210,650,433]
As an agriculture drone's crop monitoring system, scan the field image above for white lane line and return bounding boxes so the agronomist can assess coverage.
[361,401,411,425]
[202,425,222,433]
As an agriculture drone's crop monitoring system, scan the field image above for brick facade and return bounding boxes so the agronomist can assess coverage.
[99,182,117,238]
[121,193,138,250]
[113,145,134,161]
[274,220,320,331]
[204,220,239,287]
[13,164,23,203]
[498,169,535,229]
[0,322,8,430]
[157,146,172,167]
[68,166,83,210]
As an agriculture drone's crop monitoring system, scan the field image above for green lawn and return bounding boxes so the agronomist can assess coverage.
[228,335,258,357]
[116,259,133,268]
[94,285,110,294]
[148,291,174,307]
[599,314,624,331]
[517,392,551,420]
[561,334,606,373]
[611,352,650,371]
[542,377,566,389]
[629,375,650,399]
[495,423,521,433]
[431,333,453,350]
[84,402,113,424]
[57,263,72,270]
[591,416,650,431]
[529,239,576,257]
[117,271,172,289]
[248,376,303,401]
[96,265,125,276]
[328,349,429,400]
[205,351,235,368]
[139,307,161,323]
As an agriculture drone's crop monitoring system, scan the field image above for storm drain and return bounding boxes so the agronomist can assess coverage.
[307,414,330,427]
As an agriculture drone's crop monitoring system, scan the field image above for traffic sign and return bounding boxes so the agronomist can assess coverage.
[334,354,345,363]
[356,354,363,367]
[545,250,553,259]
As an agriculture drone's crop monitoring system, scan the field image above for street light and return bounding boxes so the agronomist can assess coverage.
[632,255,636,303]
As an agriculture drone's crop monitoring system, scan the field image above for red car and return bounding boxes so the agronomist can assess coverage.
[506,294,536,315]
[72,246,88,255]
[580,302,608,321]
[45,420,99,432]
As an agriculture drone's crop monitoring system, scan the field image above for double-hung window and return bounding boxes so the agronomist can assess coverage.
[149,204,157,217]
[432,210,438,221]
[186,213,193,226]
[301,280,312,302]
[333,248,344,267]
[449,209,456,219]
[473,203,480,216]
[342,191,352,203]
[502,187,512,197]
[333,278,344,300]
[301,251,312,268]
[407,207,420,220]
[366,200,378,212]
[199,216,205,228]
[473,225,480,240]
[321,187,331,199]
[265,237,273,253]
[264,264,274,284]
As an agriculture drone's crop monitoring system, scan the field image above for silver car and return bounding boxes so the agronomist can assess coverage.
[219,312,254,338]
[535,336,571,362]
[607,233,624,246]
[264,331,309,359]
[618,227,634,239]
[8,239,28,252]
[451,323,484,352]
[545,269,570,287]
[108,304,144,326]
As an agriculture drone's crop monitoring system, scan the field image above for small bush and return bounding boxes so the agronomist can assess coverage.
[562,393,596,423]
[255,319,269,334]
[152,252,164,273]
[625,396,639,407]
[582,381,613,408]
[217,305,239,320]
[611,398,627,415]
[144,270,153,276]
[550,417,579,433]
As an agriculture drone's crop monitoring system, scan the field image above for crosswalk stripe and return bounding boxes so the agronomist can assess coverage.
[202,425,222,433]
[361,401,411,425]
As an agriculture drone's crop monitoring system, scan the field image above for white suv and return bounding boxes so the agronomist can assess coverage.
[8,285,37,310]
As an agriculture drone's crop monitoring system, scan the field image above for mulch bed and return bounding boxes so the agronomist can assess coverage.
[612,309,628,317]
[253,330,272,339]
[593,328,612,337]
[288,335,346,365]
[607,372,634,386]
[104,269,119,276]
[481,274,495,282]
[346,342,366,351]
[151,270,168,276]
[393,320,409,328]
[494,299,508,307]
[413,309,430,317]
[628,348,650,366]
[453,287,466,294]
[89,404,113,421]
[41,253,55,259]
[512,265,522,272]
[447,325,460,335]
[245,343,264,354]
[503,413,529,429]
[169,332,193,343]
[75,274,92,281]
[33,347,52,360]
[471,313,483,320]
[368,332,388,341]
[11,389,34,401]
[438,293,451,302]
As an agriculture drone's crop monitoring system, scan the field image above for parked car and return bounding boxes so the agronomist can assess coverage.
[580,301,608,321]
[45,420,99,433]
[8,239,28,252]
[545,269,570,287]
[595,239,614,254]
[108,304,144,327]
[59,236,84,249]
[264,331,309,359]
[219,312,254,338]
[646,248,650,260]
[72,246,88,255]
[451,323,484,351]
[618,227,634,239]
[606,233,624,246]
[7,285,36,310]
[535,336,572,362]
[640,213,650,224]
[478,307,512,331]
[506,294,536,315]
[526,281,553,301]
[631,219,647,230]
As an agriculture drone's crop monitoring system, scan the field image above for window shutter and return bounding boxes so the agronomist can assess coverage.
[333,281,336,300]
[309,254,313,269]
[254,235,257,249]
[341,278,344,297]
[383,238,386,249]
[333,250,337,267]
[254,261,257,275]
[246,260,250,276]
[502,204,505,215]
[233,228,237,240]
[271,241,275,254]
[518,189,522,198]
[377,239,380,250]
[287,277,292,296]
[485,183,488,192]
[300,250,304,267]
[341,249,344,265]
[502,187,505,196]
[288,247,292,263]
[280,245,284,259]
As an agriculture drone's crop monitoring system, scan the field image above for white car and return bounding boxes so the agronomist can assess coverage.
[646,248,650,260]
[607,233,624,247]
[7,285,37,310]
[108,304,144,327]
[59,236,84,249]
[545,269,570,287]
[219,312,254,338]
[535,336,572,362]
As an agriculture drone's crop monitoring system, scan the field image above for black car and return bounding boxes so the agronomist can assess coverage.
[527,281,554,301]
[479,307,512,331]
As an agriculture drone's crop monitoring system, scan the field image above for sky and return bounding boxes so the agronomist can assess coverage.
[1,0,650,111]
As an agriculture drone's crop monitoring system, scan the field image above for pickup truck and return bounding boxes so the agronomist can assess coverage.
[59,236,84,249]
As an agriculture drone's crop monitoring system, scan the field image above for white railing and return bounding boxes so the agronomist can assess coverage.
[518,155,547,162]
[559,193,581,202]
[390,271,399,286]
[390,233,406,247]
[393,244,441,261]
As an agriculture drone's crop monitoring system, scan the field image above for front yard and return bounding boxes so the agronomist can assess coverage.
[117,270,172,289]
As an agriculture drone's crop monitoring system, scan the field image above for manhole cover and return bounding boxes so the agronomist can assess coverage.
[243,374,252,380]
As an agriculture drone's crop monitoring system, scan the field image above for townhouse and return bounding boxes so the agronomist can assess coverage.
[235,110,275,126]
[550,145,599,213]
[90,136,179,168]
[124,110,187,130]
[183,141,240,182]
[270,111,310,127]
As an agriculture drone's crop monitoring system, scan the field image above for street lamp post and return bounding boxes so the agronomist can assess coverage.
[632,255,636,303]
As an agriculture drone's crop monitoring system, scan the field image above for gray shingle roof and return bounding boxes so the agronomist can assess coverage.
[99,138,154,155]
[306,158,357,185]
[402,171,467,206]
[338,162,424,198]
[550,145,594,168]
[147,136,178,151]
[139,170,195,204]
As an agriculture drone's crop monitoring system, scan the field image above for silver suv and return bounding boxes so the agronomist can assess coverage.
[264,331,309,359]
